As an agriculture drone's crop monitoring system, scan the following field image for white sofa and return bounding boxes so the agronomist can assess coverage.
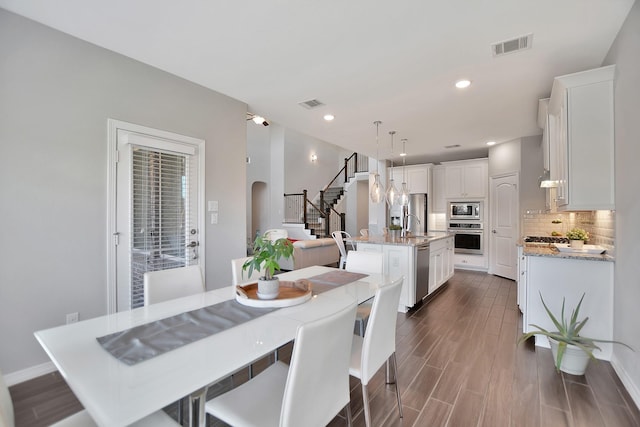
[278,238,340,270]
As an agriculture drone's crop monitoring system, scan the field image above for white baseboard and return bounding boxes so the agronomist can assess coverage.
[611,354,640,411]
[4,361,56,386]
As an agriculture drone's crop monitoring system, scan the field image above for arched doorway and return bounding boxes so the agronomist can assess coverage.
[251,181,269,241]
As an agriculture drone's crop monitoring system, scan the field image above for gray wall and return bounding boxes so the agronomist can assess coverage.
[603,0,640,405]
[0,10,247,374]
[283,128,351,195]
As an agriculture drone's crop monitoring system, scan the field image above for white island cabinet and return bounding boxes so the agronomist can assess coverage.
[523,253,614,360]
[356,242,415,312]
[355,234,454,313]
[429,236,454,294]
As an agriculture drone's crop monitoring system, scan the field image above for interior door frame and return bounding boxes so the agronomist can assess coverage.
[107,119,206,314]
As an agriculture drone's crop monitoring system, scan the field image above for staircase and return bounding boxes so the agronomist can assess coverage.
[306,186,345,238]
[283,152,368,239]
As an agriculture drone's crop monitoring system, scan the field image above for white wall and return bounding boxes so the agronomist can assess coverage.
[603,0,640,407]
[0,10,247,375]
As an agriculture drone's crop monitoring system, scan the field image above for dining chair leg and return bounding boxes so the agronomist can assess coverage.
[345,402,353,426]
[390,353,403,418]
[177,397,184,425]
[188,387,207,427]
[361,384,372,427]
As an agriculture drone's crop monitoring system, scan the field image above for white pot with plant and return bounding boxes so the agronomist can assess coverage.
[242,232,294,300]
[566,227,589,249]
[519,292,632,375]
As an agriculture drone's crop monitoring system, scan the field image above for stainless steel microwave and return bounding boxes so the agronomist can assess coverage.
[448,201,482,221]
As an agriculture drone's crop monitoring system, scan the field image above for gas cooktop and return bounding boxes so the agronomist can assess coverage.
[524,236,570,244]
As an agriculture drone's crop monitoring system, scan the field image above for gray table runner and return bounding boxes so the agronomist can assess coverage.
[97,300,277,366]
[97,270,368,366]
[307,270,367,294]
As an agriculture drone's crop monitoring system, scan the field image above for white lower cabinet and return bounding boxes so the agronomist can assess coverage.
[516,246,527,321]
[356,242,415,312]
[428,236,454,294]
[523,255,613,360]
[453,253,487,270]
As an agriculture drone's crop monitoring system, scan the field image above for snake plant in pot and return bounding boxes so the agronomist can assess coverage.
[519,292,632,375]
[242,232,294,300]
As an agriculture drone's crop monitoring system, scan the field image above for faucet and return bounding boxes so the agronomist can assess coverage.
[402,213,421,237]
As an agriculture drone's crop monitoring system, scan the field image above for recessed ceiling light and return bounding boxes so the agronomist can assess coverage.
[486,141,496,146]
[323,114,335,121]
[455,79,471,89]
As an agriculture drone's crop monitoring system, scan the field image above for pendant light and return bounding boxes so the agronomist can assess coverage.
[399,139,410,207]
[370,121,385,203]
[386,131,400,206]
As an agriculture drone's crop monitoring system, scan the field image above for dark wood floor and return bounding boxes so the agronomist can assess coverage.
[9,270,640,427]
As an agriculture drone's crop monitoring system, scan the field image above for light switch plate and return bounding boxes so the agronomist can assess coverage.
[210,213,218,224]
[208,201,219,212]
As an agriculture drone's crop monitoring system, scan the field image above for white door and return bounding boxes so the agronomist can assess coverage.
[489,173,518,280]
[108,120,205,312]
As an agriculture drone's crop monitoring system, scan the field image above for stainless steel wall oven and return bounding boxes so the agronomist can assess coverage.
[448,222,484,255]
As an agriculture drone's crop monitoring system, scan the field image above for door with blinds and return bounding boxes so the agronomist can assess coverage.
[111,121,204,311]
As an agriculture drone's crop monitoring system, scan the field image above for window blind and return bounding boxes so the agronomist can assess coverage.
[130,146,196,308]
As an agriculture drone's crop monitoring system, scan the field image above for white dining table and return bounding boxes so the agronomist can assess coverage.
[35,266,389,427]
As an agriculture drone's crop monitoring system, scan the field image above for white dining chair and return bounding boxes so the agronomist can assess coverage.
[331,230,354,269]
[205,301,357,427]
[350,276,404,427]
[0,370,180,427]
[231,256,265,286]
[143,265,205,306]
[345,251,383,337]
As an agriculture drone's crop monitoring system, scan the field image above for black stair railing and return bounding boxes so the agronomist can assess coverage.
[283,152,368,236]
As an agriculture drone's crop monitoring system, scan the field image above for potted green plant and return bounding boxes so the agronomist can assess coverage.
[566,227,589,249]
[519,292,632,375]
[242,232,294,300]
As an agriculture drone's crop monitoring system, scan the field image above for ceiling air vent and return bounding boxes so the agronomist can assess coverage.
[298,99,325,110]
[444,144,461,149]
[492,33,533,57]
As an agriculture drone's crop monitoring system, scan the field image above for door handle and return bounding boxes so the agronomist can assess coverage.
[186,241,199,248]
[492,229,497,234]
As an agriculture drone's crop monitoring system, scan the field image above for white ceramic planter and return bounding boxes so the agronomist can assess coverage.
[549,338,591,375]
[257,278,280,300]
[570,239,584,249]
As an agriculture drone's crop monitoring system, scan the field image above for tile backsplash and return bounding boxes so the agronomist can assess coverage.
[522,210,615,253]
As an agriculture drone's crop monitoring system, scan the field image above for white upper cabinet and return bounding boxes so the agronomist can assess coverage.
[547,65,615,211]
[388,164,430,195]
[443,159,488,199]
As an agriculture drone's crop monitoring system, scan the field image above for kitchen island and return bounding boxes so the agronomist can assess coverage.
[517,241,615,359]
[348,232,454,312]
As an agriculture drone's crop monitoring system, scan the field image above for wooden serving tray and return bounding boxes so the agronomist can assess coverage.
[235,280,312,308]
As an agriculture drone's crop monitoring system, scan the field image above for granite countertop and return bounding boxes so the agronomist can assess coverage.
[517,240,614,262]
[347,231,452,247]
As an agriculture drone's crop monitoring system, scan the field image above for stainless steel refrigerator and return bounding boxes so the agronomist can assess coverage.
[389,193,428,235]
[406,193,428,235]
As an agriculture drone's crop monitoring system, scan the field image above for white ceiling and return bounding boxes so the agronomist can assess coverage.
[0,0,634,164]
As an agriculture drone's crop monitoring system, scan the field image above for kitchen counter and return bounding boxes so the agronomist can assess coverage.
[517,240,614,262]
[347,231,452,247]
